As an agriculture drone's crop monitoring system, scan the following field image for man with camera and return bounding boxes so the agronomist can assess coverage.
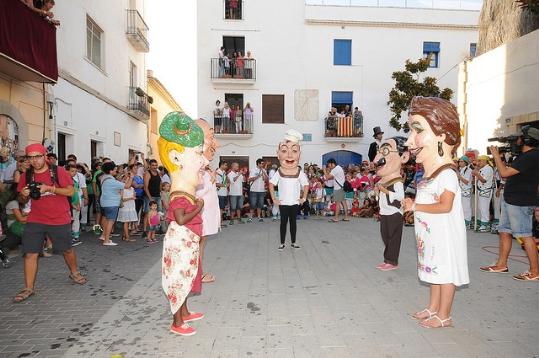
[480,126,539,281]
[13,144,87,302]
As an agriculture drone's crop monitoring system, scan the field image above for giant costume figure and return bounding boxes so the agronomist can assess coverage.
[373,136,409,271]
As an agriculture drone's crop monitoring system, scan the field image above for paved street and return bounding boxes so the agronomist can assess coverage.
[1,217,538,358]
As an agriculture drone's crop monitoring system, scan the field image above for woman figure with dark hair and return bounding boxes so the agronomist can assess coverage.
[403,96,469,329]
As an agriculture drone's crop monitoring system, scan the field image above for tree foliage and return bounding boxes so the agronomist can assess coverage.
[387,57,453,132]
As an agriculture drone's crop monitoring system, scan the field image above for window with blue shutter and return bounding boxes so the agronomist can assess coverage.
[422,41,440,68]
[331,91,353,105]
[334,39,352,66]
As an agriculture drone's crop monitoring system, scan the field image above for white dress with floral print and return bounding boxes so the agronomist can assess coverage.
[414,168,469,286]
[162,221,200,314]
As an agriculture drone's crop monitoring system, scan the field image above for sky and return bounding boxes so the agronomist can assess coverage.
[146,0,197,116]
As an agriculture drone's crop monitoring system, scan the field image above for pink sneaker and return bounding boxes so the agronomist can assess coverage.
[380,263,398,271]
[183,312,204,322]
[375,262,386,269]
[170,323,196,336]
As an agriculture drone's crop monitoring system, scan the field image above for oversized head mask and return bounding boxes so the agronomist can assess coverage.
[373,137,409,180]
[277,129,302,173]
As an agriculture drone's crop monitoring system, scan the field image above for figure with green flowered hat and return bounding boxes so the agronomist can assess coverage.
[158,111,209,336]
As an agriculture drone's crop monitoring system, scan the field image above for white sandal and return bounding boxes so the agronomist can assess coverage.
[411,308,437,320]
[420,315,452,328]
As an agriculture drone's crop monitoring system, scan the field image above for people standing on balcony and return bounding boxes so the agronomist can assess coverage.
[236,52,245,78]
[244,103,253,134]
[222,102,231,133]
[213,100,222,134]
[353,107,363,136]
[234,105,243,134]
[244,51,254,79]
[325,108,337,137]
[228,0,239,19]
[23,0,60,26]
[368,126,384,162]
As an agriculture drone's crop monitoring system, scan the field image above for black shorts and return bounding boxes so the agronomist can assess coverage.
[22,223,72,254]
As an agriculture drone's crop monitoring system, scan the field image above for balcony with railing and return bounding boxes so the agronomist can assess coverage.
[211,58,256,84]
[213,112,253,139]
[128,86,150,117]
[0,0,58,83]
[126,9,149,53]
[224,0,243,19]
[324,114,363,141]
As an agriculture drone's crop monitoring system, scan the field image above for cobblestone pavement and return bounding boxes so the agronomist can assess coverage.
[0,217,538,358]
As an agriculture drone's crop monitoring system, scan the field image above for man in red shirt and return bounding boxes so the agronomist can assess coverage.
[14,144,87,303]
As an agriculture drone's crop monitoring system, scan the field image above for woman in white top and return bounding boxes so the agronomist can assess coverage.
[403,96,469,329]
[117,176,138,242]
[222,102,231,133]
[269,130,309,250]
[234,105,242,134]
[457,156,473,228]
[243,103,254,134]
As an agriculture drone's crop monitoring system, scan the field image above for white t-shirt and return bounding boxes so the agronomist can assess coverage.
[459,166,472,196]
[216,168,228,197]
[269,170,309,206]
[73,172,87,201]
[378,181,404,216]
[228,171,244,196]
[330,165,345,190]
[477,165,494,194]
[249,167,266,192]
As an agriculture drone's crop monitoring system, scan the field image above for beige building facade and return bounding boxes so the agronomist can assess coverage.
[147,71,182,163]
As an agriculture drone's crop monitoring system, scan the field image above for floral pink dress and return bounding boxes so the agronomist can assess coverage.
[162,196,203,314]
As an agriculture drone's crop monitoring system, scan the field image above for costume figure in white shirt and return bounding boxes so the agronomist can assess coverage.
[373,136,410,271]
[269,130,309,250]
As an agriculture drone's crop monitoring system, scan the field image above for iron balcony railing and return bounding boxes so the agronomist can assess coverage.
[211,58,256,80]
[304,0,482,10]
[213,111,253,135]
[126,9,149,52]
[324,114,363,138]
[224,0,243,19]
[128,86,150,117]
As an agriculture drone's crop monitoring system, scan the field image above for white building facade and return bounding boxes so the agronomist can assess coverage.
[189,0,481,168]
[51,0,150,163]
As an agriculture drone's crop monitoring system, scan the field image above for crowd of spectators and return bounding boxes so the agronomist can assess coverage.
[0,151,175,267]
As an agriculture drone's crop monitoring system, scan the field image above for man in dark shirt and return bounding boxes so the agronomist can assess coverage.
[480,126,539,281]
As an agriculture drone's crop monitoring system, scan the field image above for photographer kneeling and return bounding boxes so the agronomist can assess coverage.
[14,144,87,303]
[480,126,539,281]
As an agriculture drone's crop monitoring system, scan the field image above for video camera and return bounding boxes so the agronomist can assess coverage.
[487,134,520,156]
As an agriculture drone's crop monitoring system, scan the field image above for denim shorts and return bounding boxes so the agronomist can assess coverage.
[101,206,119,221]
[218,195,228,210]
[498,198,535,238]
[249,191,265,209]
[229,195,243,211]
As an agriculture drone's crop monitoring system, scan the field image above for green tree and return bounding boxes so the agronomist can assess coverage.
[387,57,453,132]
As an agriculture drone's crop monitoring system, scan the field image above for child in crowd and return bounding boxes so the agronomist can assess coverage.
[117,175,138,242]
[68,164,82,245]
[146,201,160,243]
[351,198,360,217]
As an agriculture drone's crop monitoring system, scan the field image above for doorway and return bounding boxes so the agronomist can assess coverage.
[57,133,66,162]
[223,36,245,56]
[322,150,362,168]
